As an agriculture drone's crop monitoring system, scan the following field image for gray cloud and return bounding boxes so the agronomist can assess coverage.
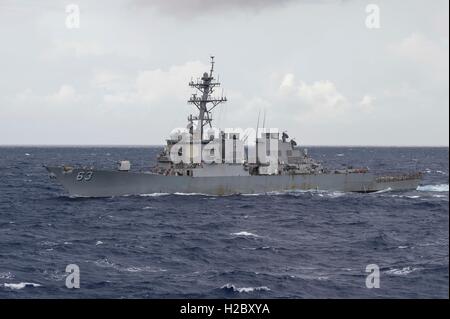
[130,0,323,16]
[0,0,448,146]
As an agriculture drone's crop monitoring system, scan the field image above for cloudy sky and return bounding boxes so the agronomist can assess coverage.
[0,0,448,145]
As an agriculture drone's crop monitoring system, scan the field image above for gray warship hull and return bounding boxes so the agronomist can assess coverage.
[44,58,423,196]
[46,166,421,197]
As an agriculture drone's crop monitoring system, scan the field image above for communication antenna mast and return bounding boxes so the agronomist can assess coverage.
[262,109,266,129]
[187,56,227,139]
[256,109,261,164]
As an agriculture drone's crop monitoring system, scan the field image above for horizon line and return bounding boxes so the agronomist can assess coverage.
[0,144,448,148]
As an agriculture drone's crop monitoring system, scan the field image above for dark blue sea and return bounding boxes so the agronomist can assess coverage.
[0,146,448,298]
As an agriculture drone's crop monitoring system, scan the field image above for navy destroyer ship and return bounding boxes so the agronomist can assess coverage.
[46,57,422,197]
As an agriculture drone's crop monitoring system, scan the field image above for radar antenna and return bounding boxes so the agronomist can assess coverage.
[187,56,227,140]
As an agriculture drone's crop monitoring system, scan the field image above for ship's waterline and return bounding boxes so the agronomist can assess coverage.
[45,166,421,197]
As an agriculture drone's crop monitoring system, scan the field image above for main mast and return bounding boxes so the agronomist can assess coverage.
[188,56,227,140]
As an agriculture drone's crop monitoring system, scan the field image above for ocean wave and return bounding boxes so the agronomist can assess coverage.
[173,192,212,196]
[268,189,350,198]
[0,271,14,280]
[42,270,66,281]
[384,266,422,276]
[417,184,449,192]
[327,191,346,198]
[92,258,166,273]
[242,246,271,250]
[231,231,260,238]
[139,193,170,197]
[3,282,42,289]
[124,266,167,273]
[374,187,392,194]
[220,283,270,293]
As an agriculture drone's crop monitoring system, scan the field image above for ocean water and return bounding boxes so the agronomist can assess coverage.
[0,146,448,298]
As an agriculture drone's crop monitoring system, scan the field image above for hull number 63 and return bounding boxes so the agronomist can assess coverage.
[76,171,93,181]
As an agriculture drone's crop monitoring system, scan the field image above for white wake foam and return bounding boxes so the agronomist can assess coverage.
[221,283,270,293]
[231,231,260,238]
[4,282,42,289]
[384,266,422,276]
[417,184,449,192]
[374,187,392,194]
[0,272,14,280]
[139,193,170,197]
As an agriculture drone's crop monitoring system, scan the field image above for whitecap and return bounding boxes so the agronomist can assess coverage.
[4,282,41,289]
[124,266,166,273]
[328,191,345,198]
[0,272,14,280]
[374,187,392,194]
[221,283,270,293]
[417,184,449,192]
[95,241,103,246]
[24,153,30,156]
[93,258,116,269]
[139,193,170,197]
[92,258,166,273]
[384,266,421,276]
[231,231,260,238]
[174,192,213,196]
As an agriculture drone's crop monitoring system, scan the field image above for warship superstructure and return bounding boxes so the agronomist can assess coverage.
[46,57,422,197]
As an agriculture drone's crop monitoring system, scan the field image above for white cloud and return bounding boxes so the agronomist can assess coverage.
[47,85,77,103]
[389,32,449,81]
[99,61,209,105]
[91,70,124,89]
[359,95,375,112]
[46,41,106,58]
[132,0,296,16]
[0,0,447,146]
[297,80,349,114]
[279,73,296,95]
[277,74,352,120]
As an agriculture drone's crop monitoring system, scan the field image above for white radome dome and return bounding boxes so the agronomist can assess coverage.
[169,127,188,140]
